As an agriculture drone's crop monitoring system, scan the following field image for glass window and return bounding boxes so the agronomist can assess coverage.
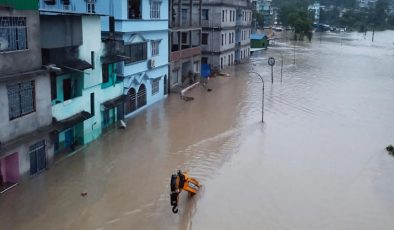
[202,9,209,20]
[202,33,208,45]
[0,17,27,52]
[7,80,35,120]
[150,1,161,19]
[124,42,147,64]
[151,40,160,56]
[152,79,160,95]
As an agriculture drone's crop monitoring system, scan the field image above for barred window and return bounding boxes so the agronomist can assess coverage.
[152,79,160,95]
[124,42,147,64]
[7,81,35,120]
[151,40,160,56]
[0,17,27,52]
[150,1,160,19]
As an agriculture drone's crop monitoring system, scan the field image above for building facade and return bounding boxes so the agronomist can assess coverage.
[0,0,53,190]
[169,0,202,90]
[39,0,127,158]
[201,0,252,70]
[97,0,169,117]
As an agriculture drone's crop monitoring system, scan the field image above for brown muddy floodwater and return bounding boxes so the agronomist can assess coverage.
[1,31,394,230]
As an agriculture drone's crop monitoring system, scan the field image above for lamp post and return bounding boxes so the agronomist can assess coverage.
[249,71,265,123]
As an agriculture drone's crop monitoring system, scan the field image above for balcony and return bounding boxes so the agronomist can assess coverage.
[170,47,201,62]
[52,96,85,121]
[115,19,167,33]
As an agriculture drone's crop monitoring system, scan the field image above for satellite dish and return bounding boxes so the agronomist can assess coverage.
[0,37,9,51]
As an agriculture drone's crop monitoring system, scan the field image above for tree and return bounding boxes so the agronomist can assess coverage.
[288,10,313,40]
[252,9,264,29]
[369,0,389,30]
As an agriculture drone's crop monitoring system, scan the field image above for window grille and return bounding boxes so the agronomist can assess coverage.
[150,1,160,19]
[7,81,35,120]
[124,42,147,64]
[0,17,27,52]
[87,0,96,13]
[151,40,160,56]
[152,79,160,95]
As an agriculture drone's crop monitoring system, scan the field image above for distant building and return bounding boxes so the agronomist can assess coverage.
[0,0,53,189]
[359,0,377,8]
[201,0,253,70]
[308,2,321,24]
[169,0,202,90]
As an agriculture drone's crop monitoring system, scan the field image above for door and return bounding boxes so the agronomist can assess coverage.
[65,129,74,148]
[63,79,71,101]
[29,140,46,175]
[164,75,168,95]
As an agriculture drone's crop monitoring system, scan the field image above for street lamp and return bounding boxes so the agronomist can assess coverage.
[248,71,265,123]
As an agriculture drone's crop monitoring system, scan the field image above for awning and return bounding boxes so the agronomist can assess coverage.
[101,55,130,65]
[102,95,126,109]
[55,59,93,76]
[52,111,93,133]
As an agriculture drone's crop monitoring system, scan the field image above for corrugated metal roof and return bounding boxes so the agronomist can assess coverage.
[251,34,268,40]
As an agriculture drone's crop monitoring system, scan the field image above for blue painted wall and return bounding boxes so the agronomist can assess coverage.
[95,0,169,117]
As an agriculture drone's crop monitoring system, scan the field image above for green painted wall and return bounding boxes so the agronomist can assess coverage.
[0,0,38,10]
[251,38,269,49]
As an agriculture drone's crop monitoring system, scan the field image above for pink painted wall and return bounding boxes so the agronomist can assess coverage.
[0,153,20,183]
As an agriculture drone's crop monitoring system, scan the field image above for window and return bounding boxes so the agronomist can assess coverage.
[87,0,96,13]
[221,34,224,46]
[7,81,35,120]
[0,17,27,52]
[202,9,209,20]
[128,0,142,19]
[222,10,225,22]
[202,57,208,64]
[125,88,137,114]
[229,33,231,44]
[124,42,147,64]
[202,33,208,45]
[102,64,109,83]
[182,9,188,22]
[181,32,188,43]
[151,40,160,56]
[152,79,160,95]
[29,140,46,175]
[150,1,160,19]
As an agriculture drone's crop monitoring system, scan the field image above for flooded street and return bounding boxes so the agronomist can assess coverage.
[1,31,394,230]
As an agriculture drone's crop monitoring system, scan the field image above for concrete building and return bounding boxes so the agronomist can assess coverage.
[0,0,53,191]
[39,0,127,158]
[169,0,202,89]
[308,2,321,24]
[201,0,252,70]
[97,0,169,117]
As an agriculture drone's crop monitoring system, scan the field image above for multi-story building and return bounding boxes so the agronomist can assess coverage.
[169,0,202,89]
[97,0,169,117]
[0,0,53,190]
[39,0,127,158]
[201,0,252,70]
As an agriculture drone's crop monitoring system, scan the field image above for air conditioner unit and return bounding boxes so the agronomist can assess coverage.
[148,59,156,69]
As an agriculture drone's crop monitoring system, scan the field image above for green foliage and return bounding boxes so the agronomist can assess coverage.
[387,145,394,156]
[252,9,264,28]
[274,0,313,41]
[369,0,389,29]
[339,9,369,31]
[288,10,313,40]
